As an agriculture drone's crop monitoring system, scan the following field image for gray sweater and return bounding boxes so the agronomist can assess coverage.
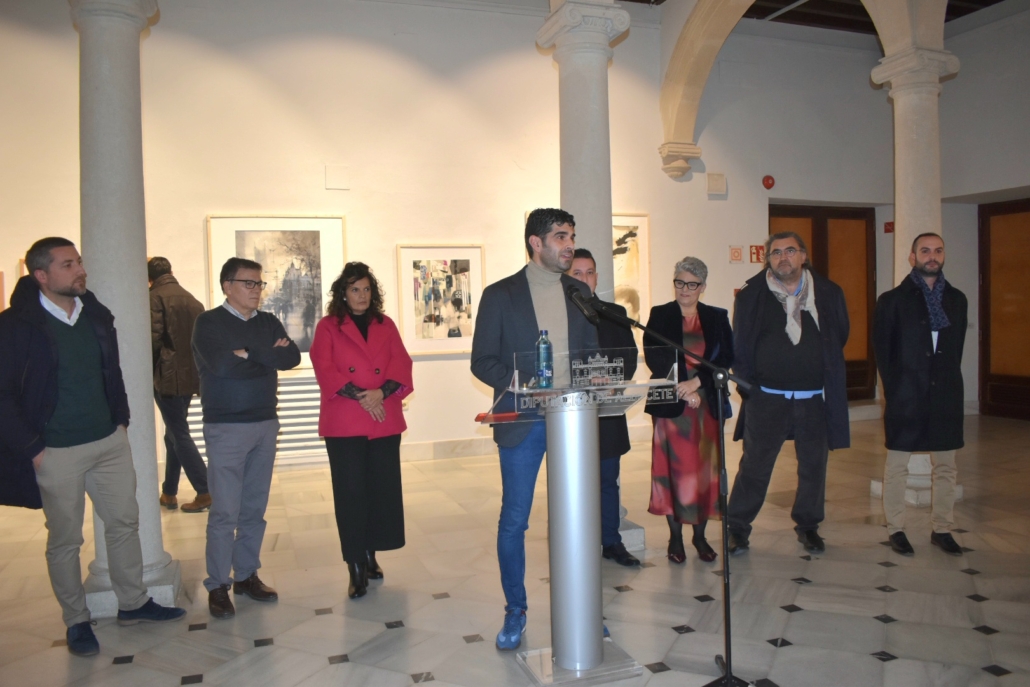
[192,307,301,423]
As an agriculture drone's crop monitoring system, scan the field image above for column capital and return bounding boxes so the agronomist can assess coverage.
[658,141,702,180]
[871,47,960,93]
[70,0,158,31]
[537,0,630,51]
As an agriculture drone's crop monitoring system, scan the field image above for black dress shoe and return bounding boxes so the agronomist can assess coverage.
[692,536,717,563]
[348,561,368,599]
[602,542,641,567]
[233,574,279,601]
[727,531,749,556]
[367,551,384,580]
[930,531,963,556]
[665,536,686,564]
[797,529,825,554]
[889,531,915,556]
[208,585,235,619]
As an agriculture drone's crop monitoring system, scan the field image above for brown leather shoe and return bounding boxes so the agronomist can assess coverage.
[180,493,212,513]
[159,493,178,510]
[233,574,278,602]
[209,585,235,618]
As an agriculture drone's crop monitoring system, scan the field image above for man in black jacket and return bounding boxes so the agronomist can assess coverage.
[874,233,967,556]
[568,249,639,567]
[149,257,209,513]
[0,238,185,657]
[727,232,850,555]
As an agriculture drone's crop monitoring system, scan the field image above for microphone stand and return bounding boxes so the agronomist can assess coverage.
[589,297,750,687]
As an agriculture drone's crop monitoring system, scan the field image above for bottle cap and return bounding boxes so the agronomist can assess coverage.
[540,330,548,335]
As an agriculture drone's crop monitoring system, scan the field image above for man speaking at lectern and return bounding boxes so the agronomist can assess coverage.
[471,209,599,651]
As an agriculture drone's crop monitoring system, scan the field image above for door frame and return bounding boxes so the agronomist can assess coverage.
[770,204,877,400]
[978,197,1030,419]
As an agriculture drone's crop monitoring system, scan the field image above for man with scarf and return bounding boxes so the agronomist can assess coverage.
[874,232,967,556]
[726,232,850,555]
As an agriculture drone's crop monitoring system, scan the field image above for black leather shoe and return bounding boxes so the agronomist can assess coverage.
[233,574,278,602]
[367,551,384,580]
[208,585,235,619]
[692,536,717,563]
[889,531,915,556]
[727,531,749,556]
[348,562,368,599]
[930,531,963,556]
[665,536,686,564]
[603,542,641,567]
[797,529,825,554]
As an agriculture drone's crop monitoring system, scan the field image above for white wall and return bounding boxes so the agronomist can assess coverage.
[2,0,1014,447]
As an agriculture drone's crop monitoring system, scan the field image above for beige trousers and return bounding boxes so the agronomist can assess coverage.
[35,427,149,626]
[883,449,957,535]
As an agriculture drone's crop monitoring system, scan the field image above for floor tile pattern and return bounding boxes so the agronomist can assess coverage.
[0,416,1027,686]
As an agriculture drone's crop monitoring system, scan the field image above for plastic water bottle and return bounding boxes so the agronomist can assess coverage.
[536,330,553,389]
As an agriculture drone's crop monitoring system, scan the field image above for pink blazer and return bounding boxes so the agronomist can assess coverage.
[310,314,413,439]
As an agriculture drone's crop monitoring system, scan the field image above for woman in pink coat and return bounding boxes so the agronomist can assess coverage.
[310,262,414,599]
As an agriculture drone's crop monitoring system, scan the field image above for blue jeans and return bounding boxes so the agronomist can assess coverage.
[154,391,208,496]
[497,421,546,613]
[600,457,622,546]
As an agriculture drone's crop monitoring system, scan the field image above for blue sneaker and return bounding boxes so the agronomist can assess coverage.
[496,609,527,650]
[117,598,187,626]
[67,621,100,656]
[603,624,610,639]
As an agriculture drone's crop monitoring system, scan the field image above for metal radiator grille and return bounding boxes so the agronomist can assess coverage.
[186,374,328,466]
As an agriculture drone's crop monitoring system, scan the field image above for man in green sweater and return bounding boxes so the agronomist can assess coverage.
[0,237,185,657]
[192,257,300,619]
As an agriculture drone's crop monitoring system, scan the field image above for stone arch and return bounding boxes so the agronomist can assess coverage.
[657,0,952,179]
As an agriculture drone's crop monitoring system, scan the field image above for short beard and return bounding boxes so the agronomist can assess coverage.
[52,283,86,298]
[915,262,942,277]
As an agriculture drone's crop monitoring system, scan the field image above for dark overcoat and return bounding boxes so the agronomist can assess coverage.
[873,276,967,452]
[642,301,734,420]
[731,269,851,450]
[596,301,637,458]
[470,267,599,448]
[0,276,131,509]
[150,274,205,397]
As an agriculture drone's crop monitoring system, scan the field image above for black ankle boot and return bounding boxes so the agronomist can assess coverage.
[366,551,384,580]
[348,561,368,599]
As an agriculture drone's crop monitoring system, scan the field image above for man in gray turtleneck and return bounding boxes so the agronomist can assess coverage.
[471,208,599,651]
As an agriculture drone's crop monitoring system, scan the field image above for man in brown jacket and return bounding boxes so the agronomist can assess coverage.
[149,257,210,512]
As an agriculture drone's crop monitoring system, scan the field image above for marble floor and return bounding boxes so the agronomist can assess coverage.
[0,415,1028,687]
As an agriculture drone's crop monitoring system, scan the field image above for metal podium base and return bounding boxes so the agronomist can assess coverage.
[515,640,643,687]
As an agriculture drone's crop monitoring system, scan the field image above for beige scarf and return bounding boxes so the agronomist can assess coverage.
[766,268,819,345]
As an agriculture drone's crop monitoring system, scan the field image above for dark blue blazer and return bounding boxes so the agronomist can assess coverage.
[470,267,599,448]
[0,276,131,509]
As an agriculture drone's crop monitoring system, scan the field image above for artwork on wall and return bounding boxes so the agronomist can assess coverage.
[0,271,5,312]
[613,214,650,348]
[207,215,346,367]
[396,244,484,355]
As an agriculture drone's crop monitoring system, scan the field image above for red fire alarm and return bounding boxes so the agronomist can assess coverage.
[884,221,894,234]
[762,175,775,190]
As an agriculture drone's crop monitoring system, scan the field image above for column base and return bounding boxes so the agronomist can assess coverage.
[517,639,643,686]
[619,518,645,553]
[84,559,182,618]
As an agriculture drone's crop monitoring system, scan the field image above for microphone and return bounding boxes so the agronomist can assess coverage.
[566,284,600,325]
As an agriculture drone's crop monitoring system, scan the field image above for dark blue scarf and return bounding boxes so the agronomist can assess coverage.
[909,268,950,331]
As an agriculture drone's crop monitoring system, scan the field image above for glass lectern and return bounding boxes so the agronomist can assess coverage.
[476,347,678,686]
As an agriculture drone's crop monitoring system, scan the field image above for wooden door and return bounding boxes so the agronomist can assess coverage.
[980,199,1030,419]
[769,205,876,400]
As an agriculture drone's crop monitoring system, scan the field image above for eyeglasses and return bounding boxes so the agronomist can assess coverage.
[769,247,801,258]
[228,279,267,290]
[673,279,703,291]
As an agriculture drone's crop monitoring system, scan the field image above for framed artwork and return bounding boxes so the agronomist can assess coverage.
[0,271,5,312]
[613,213,650,346]
[396,244,484,355]
[207,215,346,367]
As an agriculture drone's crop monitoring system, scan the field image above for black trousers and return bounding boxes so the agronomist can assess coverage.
[325,435,405,563]
[154,391,208,496]
[726,391,828,538]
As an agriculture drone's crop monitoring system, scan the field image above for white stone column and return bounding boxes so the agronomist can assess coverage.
[871,47,959,281]
[537,0,629,302]
[869,47,963,510]
[70,0,179,615]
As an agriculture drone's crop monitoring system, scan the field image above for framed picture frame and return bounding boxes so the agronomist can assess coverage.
[396,244,485,355]
[207,215,346,368]
[613,213,650,347]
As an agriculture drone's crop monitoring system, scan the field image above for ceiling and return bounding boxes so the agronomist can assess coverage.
[620,0,1009,35]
